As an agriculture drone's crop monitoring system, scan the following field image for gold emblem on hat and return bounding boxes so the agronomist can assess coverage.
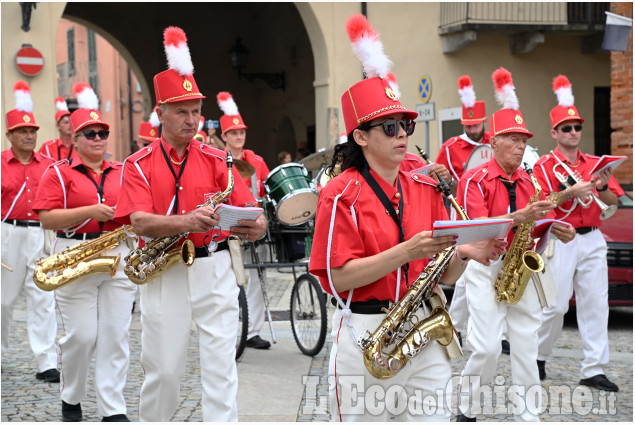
[385,87,398,101]
[232,118,240,125]
[90,111,99,120]
[468,109,474,118]
[150,129,156,136]
[23,114,31,123]
[183,78,193,92]
[515,114,523,124]
[568,108,575,116]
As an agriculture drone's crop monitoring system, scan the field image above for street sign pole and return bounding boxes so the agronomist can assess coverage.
[415,102,435,156]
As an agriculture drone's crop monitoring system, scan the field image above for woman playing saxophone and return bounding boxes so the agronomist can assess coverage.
[308,15,505,422]
[32,83,136,422]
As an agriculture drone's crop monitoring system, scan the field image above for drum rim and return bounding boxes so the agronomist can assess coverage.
[265,162,308,181]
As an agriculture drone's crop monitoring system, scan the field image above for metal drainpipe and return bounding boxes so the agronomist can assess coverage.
[127,67,134,156]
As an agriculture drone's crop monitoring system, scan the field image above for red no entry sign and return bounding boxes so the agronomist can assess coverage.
[15,46,44,76]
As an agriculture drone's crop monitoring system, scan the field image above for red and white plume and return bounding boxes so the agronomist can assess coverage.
[13,81,33,113]
[457,75,476,108]
[163,26,194,76]
[345,14,392,79]
[198,116,205,132]
[492,68,519,110]
[149,108,160,128]
[217,92,239,116]
[385,72,401,99]
[338,132,348,144]
[73,82,99,110]
[553,75,574,107]
[55,97,69,112]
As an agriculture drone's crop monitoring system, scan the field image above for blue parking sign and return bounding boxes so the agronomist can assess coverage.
[418,74,432,103]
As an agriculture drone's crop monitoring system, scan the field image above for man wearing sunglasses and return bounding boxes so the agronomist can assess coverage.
[533,75,623,392]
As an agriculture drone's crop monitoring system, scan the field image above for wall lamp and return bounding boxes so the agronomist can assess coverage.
[228,37,285,91]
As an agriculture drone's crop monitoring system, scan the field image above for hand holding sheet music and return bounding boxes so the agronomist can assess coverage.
[213,204,263,231]
[432,218,513,245]
[589,155,627,177]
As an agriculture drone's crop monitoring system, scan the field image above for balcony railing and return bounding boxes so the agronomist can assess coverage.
[439,2,608,33]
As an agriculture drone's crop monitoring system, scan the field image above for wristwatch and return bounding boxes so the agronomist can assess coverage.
[597,184,609,192]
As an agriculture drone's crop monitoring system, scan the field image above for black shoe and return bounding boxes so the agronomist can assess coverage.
[537,360,546,380]
[501,339,510,355]
[62,401,82,422]
[457,332,463,348]
[579,374,619,392]
[246,335,271,349]
[36,368,60,383]
[456,413,476,422]
[102,414,130,422]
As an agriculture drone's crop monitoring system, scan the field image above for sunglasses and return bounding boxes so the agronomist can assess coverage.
[76,129,110,140]
[560,125,582,133]
[367,119,416,137]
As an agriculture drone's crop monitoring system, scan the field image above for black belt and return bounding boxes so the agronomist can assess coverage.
[576,227,598,235]
[194,241,229,258]
[57,231,103,240]
[331,297,390,315]
[7,219,41,227]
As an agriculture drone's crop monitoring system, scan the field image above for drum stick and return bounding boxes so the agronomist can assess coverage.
[2,262,13,272]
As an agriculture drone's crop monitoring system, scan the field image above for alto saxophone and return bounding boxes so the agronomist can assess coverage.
[494,166,545,304]
[358,150,464,380]
[33,225,135,291]
[124,151,234,284]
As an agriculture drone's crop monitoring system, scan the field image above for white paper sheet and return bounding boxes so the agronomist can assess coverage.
[432,218,513,245]
[214,204,263,230]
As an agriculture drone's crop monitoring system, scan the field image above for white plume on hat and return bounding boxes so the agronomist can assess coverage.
[198,116,204,132]
[14,81,33,113]
[149,108,160,128]
[73,82,99,110]
[553,75,574,107]
[338,132,348,144]
[457,75,476,108]
[492,68,519,110]
[345,14,392,79]
[217,92,239,116]
[385,72,401,99]
[163,26,194,76]
[55,96,69,112]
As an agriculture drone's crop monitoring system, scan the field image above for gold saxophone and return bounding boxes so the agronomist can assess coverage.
[494,166,545,304]
[124,151,234,284]
[33,225,135,291]
[358,149,464,379]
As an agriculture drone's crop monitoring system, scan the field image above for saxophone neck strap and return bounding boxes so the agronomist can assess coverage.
[75,165,113,232]
[159,142,189,215]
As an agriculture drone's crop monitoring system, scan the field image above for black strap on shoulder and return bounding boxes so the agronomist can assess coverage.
[75,165,113,231]
[58,144,74,161]
[358,158,409,286]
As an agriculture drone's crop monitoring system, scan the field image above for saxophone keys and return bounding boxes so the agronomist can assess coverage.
[388,357,403,373]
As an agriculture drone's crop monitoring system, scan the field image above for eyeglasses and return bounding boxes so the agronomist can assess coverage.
[560,125,582,133]
[76,129,110,140]
[367,119,416,137]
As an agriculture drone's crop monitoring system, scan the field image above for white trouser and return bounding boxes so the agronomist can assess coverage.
[138,249,239,422]
[329,305,452,422]
[537,230,609,379]
[458,259,542,422]
[53,237,137,417]
[449,276,468,334]
[1,222,58,372]
[245,243,268,339]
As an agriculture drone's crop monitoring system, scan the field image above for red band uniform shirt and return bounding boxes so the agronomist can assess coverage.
[1,149,58,373]
[38,138,80,162]
[436,132,492,183]
[237,148,269,199]
[32,156,136,417]
[533,147,624,380]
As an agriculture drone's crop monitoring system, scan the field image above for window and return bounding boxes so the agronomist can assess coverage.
[87,28,98,94]
[67,28,75,76]
[437,107,463,147]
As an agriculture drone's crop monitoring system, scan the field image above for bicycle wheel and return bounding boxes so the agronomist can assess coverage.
[290,273,327,356]
[236,285,249,360]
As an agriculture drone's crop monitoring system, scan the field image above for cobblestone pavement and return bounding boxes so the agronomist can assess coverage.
[2,269,632,422]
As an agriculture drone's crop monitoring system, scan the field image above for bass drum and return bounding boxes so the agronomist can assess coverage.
[522,145,540,170]
[264,163,318,226]
[465,144,494,172]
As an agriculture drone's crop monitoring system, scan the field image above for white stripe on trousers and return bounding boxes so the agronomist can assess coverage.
[1,222,58,372]
[138,250,239,422]
[53,237,136,417]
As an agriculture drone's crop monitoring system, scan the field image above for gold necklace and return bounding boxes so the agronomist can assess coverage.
[170,156,185,166]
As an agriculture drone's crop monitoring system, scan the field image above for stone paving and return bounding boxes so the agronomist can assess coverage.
[1,269,632,422]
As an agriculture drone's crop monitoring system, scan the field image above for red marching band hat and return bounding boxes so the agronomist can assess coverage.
[154,27,205,105]
[549,75,584,129]
[138,107,160,143]
[55,97,71,123]
[341,14,418,135]
[489,68,533,139]
[217,92,247,134]
[70,82,109,134]
[457,75,486,125]
[6,81,39,131]
[197,116,207,140]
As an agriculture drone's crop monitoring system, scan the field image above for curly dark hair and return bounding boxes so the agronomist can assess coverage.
[327,121,372,176]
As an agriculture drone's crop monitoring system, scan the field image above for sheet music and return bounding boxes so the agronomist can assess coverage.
[589,155,627,176]
[432,218,513,245]
[533,219,572,254]
[214,204,263,230]
[411,162,436,177]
